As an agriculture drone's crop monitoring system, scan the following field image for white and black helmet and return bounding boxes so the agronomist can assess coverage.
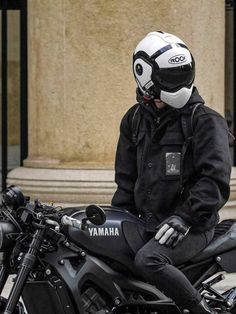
[133,31,195,109]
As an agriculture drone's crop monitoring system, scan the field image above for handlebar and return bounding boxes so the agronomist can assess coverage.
[1,186,106,234]
[61,215,82,229]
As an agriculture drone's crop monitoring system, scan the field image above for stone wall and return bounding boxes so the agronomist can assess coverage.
[0,11,20,145]
[26,0,225,169]
[8,0,227,204]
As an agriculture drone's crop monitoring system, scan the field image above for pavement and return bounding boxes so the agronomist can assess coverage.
[214,273,236,293]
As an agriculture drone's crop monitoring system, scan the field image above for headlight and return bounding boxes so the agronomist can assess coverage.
[0,221,18,251]
[2,186,25,210]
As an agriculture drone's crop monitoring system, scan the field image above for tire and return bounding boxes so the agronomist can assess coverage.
[0,296,26,314]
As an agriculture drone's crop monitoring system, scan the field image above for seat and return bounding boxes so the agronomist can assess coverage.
[191,219,236,263]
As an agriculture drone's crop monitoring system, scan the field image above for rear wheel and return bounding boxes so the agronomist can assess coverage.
[0,296,25,314]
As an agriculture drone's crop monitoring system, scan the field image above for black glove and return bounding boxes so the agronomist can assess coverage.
[155,215,191,248]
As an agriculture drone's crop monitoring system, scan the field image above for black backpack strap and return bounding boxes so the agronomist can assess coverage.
[180,103,202,141]
[131,104,141,144]
[179,103,202,195]
[191,103,201,132]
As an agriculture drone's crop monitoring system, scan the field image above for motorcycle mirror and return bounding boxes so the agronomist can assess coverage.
[85,205,106,226]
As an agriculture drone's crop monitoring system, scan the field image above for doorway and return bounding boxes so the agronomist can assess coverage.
[225,0,235,164]
[0,0,28,191]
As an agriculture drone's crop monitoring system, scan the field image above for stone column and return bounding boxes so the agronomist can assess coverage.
[8,0,229,204]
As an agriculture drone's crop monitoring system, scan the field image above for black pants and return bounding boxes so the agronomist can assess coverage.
[134,229,214,310]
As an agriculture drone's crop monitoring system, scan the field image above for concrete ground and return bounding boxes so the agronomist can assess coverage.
[215,209,236,291]
[214,273,236,293]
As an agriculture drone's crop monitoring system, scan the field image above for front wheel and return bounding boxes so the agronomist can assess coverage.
[0,296,26,314]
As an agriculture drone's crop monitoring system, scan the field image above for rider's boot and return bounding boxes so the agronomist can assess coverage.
[190,298,231,314]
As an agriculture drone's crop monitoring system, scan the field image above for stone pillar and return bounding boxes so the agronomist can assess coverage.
[8,0,228,204]
[6,11,21,169]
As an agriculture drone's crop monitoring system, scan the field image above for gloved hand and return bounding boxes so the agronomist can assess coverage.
[155,215,191,248]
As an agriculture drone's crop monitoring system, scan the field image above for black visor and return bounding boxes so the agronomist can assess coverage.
[152,61,195,92]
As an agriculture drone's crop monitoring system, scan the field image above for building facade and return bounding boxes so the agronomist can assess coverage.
[2,0,236,206]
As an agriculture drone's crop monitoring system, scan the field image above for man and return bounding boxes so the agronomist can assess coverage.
[112,31,232,313]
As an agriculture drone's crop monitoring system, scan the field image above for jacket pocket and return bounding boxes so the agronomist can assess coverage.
[158,132,184,180]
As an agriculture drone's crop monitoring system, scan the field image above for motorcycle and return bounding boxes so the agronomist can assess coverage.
[0,185,235,314]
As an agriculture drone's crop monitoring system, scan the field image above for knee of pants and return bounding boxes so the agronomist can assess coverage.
[135,248,169,272]
[134,249,146,271]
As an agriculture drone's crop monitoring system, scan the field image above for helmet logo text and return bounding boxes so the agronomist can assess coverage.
[168,54,186,64]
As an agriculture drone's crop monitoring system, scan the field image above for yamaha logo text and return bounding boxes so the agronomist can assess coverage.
[168,54,186,64]
[88,227,120,237]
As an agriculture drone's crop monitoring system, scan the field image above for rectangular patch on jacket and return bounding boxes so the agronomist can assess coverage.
[166,152,181,175]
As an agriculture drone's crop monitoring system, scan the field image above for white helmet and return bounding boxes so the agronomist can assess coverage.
[133,31,195,109]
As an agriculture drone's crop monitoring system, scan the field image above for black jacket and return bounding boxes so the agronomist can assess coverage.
[112,88,232,232]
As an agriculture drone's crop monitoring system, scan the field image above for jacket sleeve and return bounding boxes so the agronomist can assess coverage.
[111,108,138,214]
[174,112,232,230]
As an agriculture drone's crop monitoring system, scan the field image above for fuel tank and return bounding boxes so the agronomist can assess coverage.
[65,206,149,269]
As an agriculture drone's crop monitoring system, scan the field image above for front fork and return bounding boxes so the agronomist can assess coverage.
[3,226,45,314]
[0,257,9,296]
